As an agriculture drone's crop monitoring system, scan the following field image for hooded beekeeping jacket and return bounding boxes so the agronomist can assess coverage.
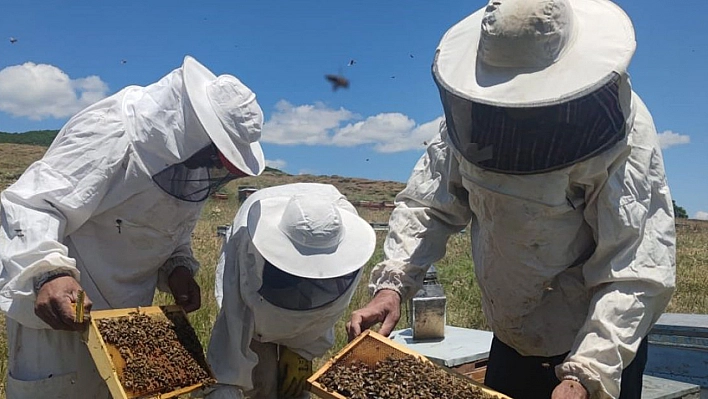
[205,183,363,399]
[0,65,215,397]
[369,92,675,398]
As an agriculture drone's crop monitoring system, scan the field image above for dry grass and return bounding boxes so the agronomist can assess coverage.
[231,170,405,203]
[1,143,707,397]
[0,144,48,396]
[0,144,46,191]
[666,220,708,314]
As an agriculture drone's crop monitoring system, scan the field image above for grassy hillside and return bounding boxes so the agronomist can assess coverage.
[0,142,406,200]
[0,130,59,147]
[0,144,48,190]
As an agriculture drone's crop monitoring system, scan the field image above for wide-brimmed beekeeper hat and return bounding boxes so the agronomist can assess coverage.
[183,55,265,176]
[433,0,636,107]
[246,192,376,279]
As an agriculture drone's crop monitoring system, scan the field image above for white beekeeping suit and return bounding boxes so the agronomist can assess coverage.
[204,183,376,399]
[349,1,676,398]
[0,55,265,398]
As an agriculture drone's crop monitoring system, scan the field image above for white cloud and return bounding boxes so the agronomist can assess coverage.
[262,100,357,145]
[694,211,708,221]
[0,62,109,120]
[262,100,441,153]
[265,158,287,170]
[332,112,415,147]
[368,116,443,153]
[657,130,690,149]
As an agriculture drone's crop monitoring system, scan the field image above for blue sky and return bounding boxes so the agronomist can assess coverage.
[1,1,706,219]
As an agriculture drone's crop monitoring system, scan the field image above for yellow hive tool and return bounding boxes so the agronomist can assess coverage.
[75,290,85,323]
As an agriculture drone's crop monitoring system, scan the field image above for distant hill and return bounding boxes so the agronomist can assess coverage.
[0,130,407,200]
[1,141,704,224]
[0,130,59,147]
[0,142,407,201]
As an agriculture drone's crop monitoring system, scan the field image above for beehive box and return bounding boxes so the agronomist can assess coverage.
[82,305,216,399]
[308,330,511,399]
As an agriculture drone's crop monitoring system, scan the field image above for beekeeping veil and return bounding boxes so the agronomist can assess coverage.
[209,183,376,391]
[246,189,376,313]
[148,56,266,201]
[433,0,637,174]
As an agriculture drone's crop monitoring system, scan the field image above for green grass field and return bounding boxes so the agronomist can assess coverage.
[1,143,707,398]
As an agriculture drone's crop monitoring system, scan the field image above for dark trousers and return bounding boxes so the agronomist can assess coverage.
[484,336,648,399]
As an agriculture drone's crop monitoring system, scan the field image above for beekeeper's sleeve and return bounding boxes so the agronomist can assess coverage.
[556,96,676,399]
[207,228,259,391]
[0,105,128,329]
[157,245,201,292]
[369,123,473,300]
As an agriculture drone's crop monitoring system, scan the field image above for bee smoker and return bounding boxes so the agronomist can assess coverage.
[237,186,258,203]
[409,265,447,341]
[216,225,230,238]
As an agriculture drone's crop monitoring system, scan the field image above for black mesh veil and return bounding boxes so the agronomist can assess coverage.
[437,73,628,174]
[258,260,359,311]
[153,144,239,202]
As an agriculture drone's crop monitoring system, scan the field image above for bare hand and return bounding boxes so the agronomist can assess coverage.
[34,275,92,331]
[552,380,588,399]
[346,289,401,341]
[168,266,201,313]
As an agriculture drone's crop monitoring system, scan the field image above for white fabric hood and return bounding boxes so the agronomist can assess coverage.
[120,67,212,177]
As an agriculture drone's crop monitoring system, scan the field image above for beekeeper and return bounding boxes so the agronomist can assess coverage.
[203,183,376,399]
[0,55,266,398]
[346,1,675,399]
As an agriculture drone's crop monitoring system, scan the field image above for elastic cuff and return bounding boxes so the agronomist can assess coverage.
[161,256,197,277]
[560,375,589,397]
[557,359,610,397]
[33,270,74,293]
[373,286,403,300]
[374,287,402,297]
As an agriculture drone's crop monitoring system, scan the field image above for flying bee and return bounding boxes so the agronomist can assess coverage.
[325,74,350,91]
